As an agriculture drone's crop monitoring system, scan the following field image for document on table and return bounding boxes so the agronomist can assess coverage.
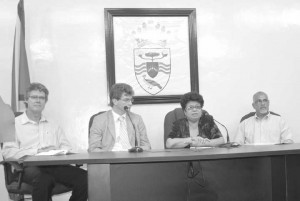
[36,149,77,156]
[190,146,213,150]
[243,143,275,145]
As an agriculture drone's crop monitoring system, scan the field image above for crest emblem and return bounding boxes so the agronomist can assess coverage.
[134,48,171,95]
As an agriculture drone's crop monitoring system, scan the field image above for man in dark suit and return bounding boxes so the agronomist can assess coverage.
[88,83,151,152]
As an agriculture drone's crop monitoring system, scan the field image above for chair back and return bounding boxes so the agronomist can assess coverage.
[88,111,106,136]
[163,108,185,148]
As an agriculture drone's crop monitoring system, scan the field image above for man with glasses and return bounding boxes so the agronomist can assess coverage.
[2,82,87,201]
[234,91,293,145]
[88,83,151,152]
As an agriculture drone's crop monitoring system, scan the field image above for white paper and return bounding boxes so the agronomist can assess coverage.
[243,143,275,145]
[36,149,77,156]
[190,146,213,150]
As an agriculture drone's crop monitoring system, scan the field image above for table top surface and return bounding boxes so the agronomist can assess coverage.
[23,143,300,166]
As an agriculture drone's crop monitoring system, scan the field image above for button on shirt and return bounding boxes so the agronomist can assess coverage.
[2,113,71,160]
[235,112,293,145]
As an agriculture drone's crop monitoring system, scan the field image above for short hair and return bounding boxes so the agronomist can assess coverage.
[252,91,268,103]
[109,83,134,107]
[25,82,49,103]
[180,92,204,110]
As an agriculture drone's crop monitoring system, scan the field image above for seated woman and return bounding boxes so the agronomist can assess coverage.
[166,92,225,148]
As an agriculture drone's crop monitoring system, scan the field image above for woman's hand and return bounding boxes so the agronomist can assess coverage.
[190,137,211,146]
[183,137,193,145]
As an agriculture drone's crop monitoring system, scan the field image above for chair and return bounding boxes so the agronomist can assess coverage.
[163,108,185,148]
[0,111,72,201]
[2,160,72,201]
[88,111,105,136]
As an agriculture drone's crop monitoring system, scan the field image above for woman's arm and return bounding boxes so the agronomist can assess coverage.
[191,136,225,147]
[166,119,191,149]
[166,137,193,149]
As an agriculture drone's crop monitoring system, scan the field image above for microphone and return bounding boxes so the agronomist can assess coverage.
[124,106,143,153]
[213,119,240,148]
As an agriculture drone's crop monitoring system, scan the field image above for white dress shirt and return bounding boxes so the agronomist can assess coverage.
[2,112,71,160]
[235,112,293,145]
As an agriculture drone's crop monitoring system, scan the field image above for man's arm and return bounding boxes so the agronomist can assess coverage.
[279,118,293,144]
[234,122,246,145]
[88,116,105,152]
[56,126,73,150]
[2,123,71,160]
[136,115,151,150]
[2,141,38,160]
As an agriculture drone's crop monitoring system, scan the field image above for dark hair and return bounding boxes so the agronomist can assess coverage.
[180,92,204,110]
[109,83,134,107]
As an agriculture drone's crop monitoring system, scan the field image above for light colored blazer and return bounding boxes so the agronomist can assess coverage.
[88,110,151,152]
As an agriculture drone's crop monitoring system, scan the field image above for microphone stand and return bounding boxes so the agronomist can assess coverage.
[214,119,240,148]
[124,107,143,153]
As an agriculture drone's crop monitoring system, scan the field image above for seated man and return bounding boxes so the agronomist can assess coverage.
[88,83,151,152]
[1,83,87,201]
[234,91,293,145]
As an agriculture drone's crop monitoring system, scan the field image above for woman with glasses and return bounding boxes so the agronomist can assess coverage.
[166,92,224,148]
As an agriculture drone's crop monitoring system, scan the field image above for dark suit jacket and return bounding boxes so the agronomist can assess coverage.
[88,110,151,152]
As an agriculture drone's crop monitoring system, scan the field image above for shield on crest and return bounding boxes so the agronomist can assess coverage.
[134,48,171,95]
[147,62,159,78]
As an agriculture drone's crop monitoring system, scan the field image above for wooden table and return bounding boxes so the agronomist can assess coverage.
[23,143,300,201]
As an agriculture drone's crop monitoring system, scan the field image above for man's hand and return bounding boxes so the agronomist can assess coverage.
[37,146,57,153]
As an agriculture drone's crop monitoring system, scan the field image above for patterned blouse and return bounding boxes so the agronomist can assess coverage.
[168,110,222,141]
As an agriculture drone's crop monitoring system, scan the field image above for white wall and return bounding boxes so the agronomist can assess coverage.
[1,0,300,200]
[0,1,19,200]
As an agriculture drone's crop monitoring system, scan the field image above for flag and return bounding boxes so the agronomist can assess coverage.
[11,0,30,113]
[0,97,15,143]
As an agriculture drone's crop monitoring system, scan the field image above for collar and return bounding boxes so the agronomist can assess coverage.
[255,112,270,120]
[20,112,47,125]
[112,110,126,122]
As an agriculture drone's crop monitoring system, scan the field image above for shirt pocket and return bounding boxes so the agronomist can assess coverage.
[41,127,58,147]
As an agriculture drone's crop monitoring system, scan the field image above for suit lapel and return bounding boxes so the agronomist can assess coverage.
[107,110,116,140]
[126,115,135,146]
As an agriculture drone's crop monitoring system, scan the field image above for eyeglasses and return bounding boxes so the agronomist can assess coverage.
[186,105,202,111]
[29,96,46,101]
[120,98,134,103]
[255,99,269,104]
